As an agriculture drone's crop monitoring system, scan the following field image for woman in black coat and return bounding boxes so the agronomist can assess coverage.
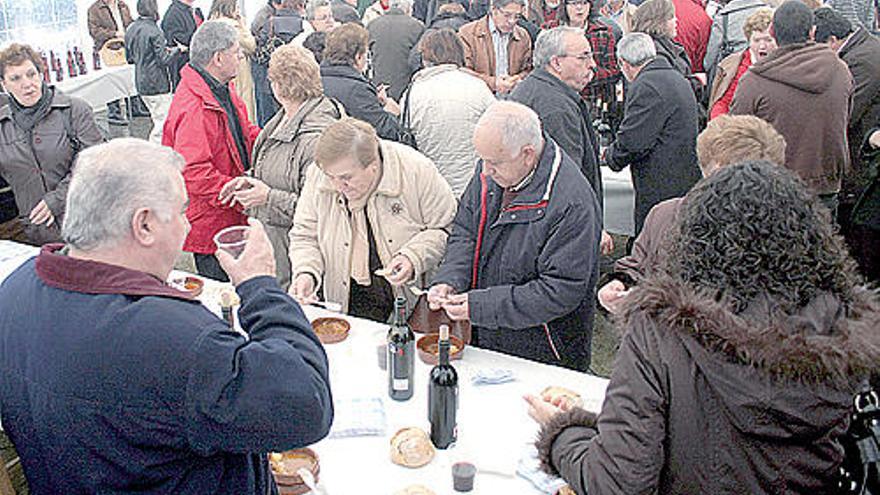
[851,127,880,283]
[125,0,184,143]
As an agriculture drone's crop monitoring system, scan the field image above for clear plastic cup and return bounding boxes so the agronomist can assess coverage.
[213,225,250,259]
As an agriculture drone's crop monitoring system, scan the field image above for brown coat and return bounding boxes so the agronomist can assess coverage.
[613,197,682,284]
[87,0,134,51]
[457,16,532,92]
[707,49,746,111]
[731,42,853,195]
[537,276,880,494]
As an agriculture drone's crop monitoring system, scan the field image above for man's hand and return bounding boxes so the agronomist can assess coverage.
[376,84,389,105]
[289,272,319,305]
[29,200,55,227]
[870,129,880,149]
[600,230,614,255]
[219,177,269,208]
[427,283,455,310]
[382,254,414,286]
[597,279,629,314]
[495,75,517,94]
[524,393,569,427]
[215,218,276,286]
[441,292,469,321]
[384,97,401,116]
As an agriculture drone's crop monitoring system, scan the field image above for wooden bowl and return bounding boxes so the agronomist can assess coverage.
[270,448,320,491]
[416,333,465,365]
[181,276,204,298]
[407,295,472,344]
[311,317,351,344]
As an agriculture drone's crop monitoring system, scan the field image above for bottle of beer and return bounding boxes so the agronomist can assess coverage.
[428,324,458,449]
[387,297,414,401]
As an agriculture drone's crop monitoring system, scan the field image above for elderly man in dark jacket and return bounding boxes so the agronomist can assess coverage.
[428,101,601,371]
[731,1,853,215]
[605,32,700,236]
[511,26,602,206]
[162,0,205,90]
[368,0,425,100]
[0,139,334,494]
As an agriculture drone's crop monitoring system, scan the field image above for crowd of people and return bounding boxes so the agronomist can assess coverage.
[1,0,880,492]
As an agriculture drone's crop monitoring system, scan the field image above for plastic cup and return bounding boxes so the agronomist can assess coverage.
[452,462,476,492]
[213,225,250,259]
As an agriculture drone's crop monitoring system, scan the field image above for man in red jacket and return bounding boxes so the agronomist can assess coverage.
[672,0,712,73]
[163,20,261,281]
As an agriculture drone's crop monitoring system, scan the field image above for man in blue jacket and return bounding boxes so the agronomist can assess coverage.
[0,138,333,494]
[428,101,601,371]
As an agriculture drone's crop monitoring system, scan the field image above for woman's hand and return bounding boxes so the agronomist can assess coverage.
[380,254,414,286]
[597,280,629,314]
[219,177,270,209]
[524,393,569,427]
[870,129,880,149]
[29,200,55,227]
[289,273,318,305]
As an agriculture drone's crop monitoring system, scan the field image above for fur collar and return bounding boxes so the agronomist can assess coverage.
[619,276,880,386]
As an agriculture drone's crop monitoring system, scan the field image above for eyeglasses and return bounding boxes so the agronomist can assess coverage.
[493,7,522,20]
[561,52,594,62]
[568,0,591,5]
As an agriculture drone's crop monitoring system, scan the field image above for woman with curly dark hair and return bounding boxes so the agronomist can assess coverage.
[526,160,880,494]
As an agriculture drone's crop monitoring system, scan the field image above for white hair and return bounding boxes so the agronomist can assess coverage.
[189,20,238,68]
[306,0,331,19]
[477,101,543,154]
[533,26,583,69]
[389,0,413,12]
[616,32,657,66]
[62,138,185,251]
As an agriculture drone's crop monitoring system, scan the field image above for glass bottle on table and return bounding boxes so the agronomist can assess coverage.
[428,324,458,449]
[387,296,414,401]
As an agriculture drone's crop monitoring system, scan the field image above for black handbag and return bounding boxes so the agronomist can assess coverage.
[837,386,880,495]
[398,83,418,150]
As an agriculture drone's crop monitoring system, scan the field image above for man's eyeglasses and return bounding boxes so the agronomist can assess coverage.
[561,52,594,62]
[493,7,522,20]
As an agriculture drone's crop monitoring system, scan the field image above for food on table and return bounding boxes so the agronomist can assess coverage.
[557,486,577,495]
[395,485,436,495]
[311,317,351,344]
[269,450,317,477]
[390,427,435,468]
[541,385,584,409]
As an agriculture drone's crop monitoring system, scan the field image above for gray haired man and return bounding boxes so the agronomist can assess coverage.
[163,20,261,283]
[0,138,333,493]
[428,101,601,371]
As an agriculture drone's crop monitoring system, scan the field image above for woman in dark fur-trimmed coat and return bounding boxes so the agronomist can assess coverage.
[525,160,880,494]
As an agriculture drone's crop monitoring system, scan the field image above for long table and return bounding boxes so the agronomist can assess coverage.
[0,241,609,494]
[54,64,136,113]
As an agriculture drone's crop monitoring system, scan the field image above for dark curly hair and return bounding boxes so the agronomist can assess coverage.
[661,160,862,315]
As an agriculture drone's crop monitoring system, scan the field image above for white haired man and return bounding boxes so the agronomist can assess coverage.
[163,20,261,282]
[0,139,333,493]
[428,101,601,371]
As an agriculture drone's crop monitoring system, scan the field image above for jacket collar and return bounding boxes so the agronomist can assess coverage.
[838,27,871,58]
[622,275,880,386]
[411,64,460,82]
[0,89,72,121]
[492,136,563,209]
[637,56,674,77]
[263,96,336,143]
[316,139,404,197]
[475,15,525,43]
[34,244,194,301]
[530,67,583,105]
[179,64,224,111]
[320,63,369,82]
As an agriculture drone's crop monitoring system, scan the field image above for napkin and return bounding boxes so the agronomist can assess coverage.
[328,396,387,438]
[516,445,568,494]
[471,368,516,386]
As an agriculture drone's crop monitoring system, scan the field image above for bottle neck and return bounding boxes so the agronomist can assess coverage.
[438,339,449,366]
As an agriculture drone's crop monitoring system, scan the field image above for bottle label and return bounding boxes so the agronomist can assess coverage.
[392,378,409,391]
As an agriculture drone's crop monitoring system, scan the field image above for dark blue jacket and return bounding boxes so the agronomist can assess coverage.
[432,139,601,371]
[0,247,333,494]
[320,62,402,141]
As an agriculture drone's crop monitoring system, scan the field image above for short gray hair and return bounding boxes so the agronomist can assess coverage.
[616,32,656,66]
[189,20,238,68]
[477,101,543,155]
[306,0,331,19]
[533,26,582,69]
[389,0,413,12]
[491,0,526,9]
[62,138,185,251]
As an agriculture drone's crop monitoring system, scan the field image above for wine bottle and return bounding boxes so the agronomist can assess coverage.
[387,297,414,401]
[428,325,458,449]
[66,49,76,78]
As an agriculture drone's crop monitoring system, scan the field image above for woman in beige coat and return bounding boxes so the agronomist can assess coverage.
[288,117,457,320]
[209,0,257,123]
[219,44,342,288]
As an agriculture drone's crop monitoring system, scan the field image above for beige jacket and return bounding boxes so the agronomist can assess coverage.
[289,140,457,312]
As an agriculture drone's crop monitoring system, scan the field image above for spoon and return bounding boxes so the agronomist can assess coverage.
[310,301,342,312]
[297,467,325,494]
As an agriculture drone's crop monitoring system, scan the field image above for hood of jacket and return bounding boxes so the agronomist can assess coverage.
[622,275,880,441]
[748,42,844,94]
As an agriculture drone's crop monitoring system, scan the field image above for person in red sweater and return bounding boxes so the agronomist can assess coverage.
[708,7,774,119]
[671,0,712,72]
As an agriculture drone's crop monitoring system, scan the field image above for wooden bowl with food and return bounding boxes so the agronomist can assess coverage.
[269,448,320,493]
[416,333,465,365]
[311,317,351,344]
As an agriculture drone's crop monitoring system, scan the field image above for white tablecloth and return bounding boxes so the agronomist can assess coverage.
[54,65,136,112]
[0,244,610,494]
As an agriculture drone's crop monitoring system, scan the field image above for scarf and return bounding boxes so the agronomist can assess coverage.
[10,83,54,134]
[347,163,383,286]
